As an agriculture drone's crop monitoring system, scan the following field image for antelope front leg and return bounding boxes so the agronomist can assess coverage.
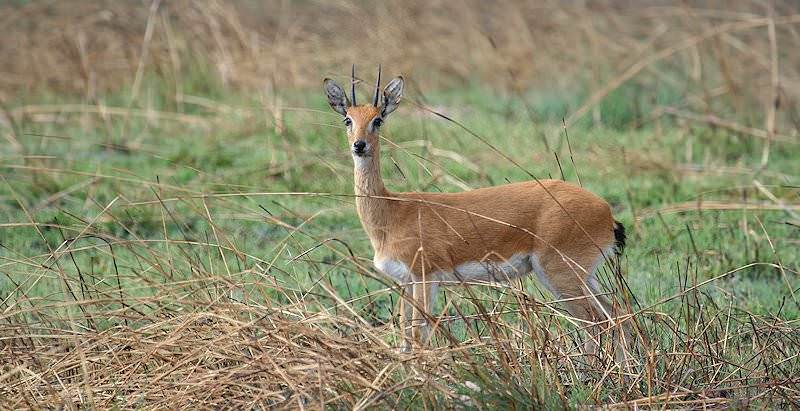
[411,278,435,347]
[400,284,413,352]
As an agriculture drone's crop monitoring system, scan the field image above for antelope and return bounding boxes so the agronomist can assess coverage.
[323,65,630,356]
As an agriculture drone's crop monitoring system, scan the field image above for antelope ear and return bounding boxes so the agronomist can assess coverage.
[381,76,403,117]
[323,78,349,116]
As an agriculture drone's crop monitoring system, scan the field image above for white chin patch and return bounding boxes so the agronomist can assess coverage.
[353,153,371,168]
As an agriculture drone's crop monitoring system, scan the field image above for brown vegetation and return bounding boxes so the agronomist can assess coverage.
[3,0,800,133]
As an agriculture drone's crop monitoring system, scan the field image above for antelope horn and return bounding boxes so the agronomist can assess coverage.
[373,64,381,107]
[351,64,357,106]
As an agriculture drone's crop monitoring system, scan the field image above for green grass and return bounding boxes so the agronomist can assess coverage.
[2,81,799,408]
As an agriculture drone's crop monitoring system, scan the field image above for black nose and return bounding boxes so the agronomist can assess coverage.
[353,140,367,153]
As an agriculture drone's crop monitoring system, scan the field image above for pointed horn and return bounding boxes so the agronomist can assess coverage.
[351,64,357,106]
[373,64,381,107]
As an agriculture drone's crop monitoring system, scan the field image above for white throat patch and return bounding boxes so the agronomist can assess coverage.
[353,154,372,170]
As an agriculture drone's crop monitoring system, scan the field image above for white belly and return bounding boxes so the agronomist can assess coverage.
[374,252,548,285]
[438,252,543,283]
[374,257,413,283]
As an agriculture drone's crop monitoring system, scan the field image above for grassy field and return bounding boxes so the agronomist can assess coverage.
[2,1,800,409]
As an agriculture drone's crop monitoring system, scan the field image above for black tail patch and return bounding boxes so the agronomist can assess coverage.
[613,220,626,256]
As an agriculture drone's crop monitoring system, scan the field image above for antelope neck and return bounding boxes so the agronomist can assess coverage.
[353,149,392,249]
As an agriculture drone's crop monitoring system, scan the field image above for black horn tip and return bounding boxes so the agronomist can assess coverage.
[351,64,357,106]
[373,64,382,107]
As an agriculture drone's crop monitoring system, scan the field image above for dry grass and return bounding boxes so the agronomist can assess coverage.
[3,1,800,131]
[1,221,798,408]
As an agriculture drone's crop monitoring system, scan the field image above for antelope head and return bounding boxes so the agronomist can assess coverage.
[323,65,404,162]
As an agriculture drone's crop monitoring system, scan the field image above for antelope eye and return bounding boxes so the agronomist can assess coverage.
[343,117,352,127]
[373,118,383,128]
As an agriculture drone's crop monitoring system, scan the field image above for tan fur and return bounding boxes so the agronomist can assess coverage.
[346,106,615,272]
[327,80,628,355]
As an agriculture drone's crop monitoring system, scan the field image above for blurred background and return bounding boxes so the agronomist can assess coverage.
[2,1,799,408]
[3,0,800,131]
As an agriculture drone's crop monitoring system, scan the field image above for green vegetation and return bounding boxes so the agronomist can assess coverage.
[2,80,798,408]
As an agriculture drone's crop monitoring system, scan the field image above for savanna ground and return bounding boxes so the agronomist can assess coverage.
[1,1,799,409]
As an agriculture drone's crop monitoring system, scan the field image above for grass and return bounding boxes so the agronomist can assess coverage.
[1,78,799,408]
